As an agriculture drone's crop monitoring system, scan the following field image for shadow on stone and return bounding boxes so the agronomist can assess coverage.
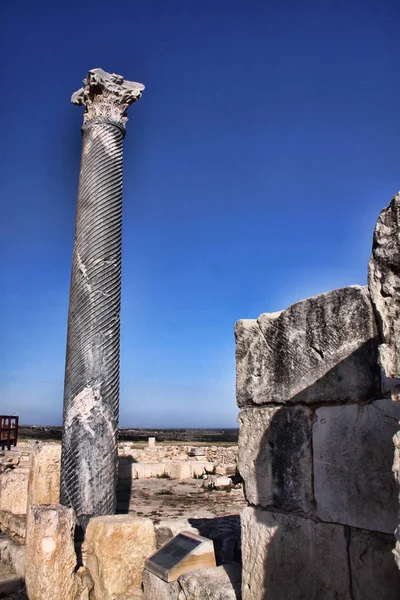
[116,456,136,514]
[188,515,241,567]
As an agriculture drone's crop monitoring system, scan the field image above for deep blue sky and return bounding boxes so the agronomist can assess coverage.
[0,0,399,427]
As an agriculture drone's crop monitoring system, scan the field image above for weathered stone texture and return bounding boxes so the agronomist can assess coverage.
[27,443,61,508]
[25,504,78,600]
[393,427,400,569]
[84,515,156,600]
[143,569,181,600]
[349,528,400,599]
[313,399,400,533]
[178,564,241,600]
[0,510,26,538]
[238,406,312,512]
[0,537,26,578]
[241,507,351,600]
[0,468,29,514]
[368,192,400,379]
[236,285,380,406]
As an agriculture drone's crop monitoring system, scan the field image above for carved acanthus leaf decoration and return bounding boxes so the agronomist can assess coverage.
[72,68,144,130]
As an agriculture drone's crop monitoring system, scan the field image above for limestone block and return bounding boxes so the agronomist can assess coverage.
[84,515,156,600]
[132,462,164,478]
[368,192,400,379]
[238,406,312,511]
[189,447,205,457]
[143,568,181,600]
[27,443,61,507]
[178,563,241,600]
[214,476,232,489]
[25,504,78,600]
[241,507,351,600]
[235,285,380,406]
[164,462,191,479]
[313,399,400,533]
[349,528,400,599]
[189,462,214,477]
[0,468,29,514]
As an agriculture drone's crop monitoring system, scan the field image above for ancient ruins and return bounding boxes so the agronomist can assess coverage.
[236,192,400,599]
[0,67,400,599]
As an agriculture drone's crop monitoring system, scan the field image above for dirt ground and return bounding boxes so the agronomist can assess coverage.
[116,477,246,521]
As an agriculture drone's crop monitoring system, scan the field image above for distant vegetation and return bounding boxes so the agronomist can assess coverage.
[18,425,239,443]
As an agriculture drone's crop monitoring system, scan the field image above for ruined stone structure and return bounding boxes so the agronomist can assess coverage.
[236,193,400,599]
[369,191,400,571]
[61,69,144,529]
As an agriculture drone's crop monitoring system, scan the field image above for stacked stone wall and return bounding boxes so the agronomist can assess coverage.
[236,282,400,599]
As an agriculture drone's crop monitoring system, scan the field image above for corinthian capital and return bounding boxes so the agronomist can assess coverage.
[72,68,144,131]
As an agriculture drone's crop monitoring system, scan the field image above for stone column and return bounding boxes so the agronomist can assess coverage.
[61,69,144,530]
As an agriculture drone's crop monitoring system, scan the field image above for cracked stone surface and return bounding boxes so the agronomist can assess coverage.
[235,285,380,406]
[313,399,400,533]
[237,406,312,512]
[368,191,400,380]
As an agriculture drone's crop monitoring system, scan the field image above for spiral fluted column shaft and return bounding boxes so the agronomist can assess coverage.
[61,69,144,530]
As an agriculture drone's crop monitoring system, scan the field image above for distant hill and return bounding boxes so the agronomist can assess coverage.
[18,425,239,443]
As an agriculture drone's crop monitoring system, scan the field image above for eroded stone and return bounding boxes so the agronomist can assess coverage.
[27,443,61,508]
[235,286,380,406]
[0,469,29,515]
[368,191,400,379]
[25,504,78,600]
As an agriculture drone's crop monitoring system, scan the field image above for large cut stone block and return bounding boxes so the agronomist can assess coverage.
[349,528,400,599]
[235,285,380,406]
[313,399,400,533]
[238,406,312,512]
[27,443,61,508]
[0,469,29,514]
[84,515,156,600]
[368,192,400,379]
[25,504,78,600]
[241,507,351,600]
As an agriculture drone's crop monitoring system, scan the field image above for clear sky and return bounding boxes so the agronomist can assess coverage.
[0,0,399,427]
